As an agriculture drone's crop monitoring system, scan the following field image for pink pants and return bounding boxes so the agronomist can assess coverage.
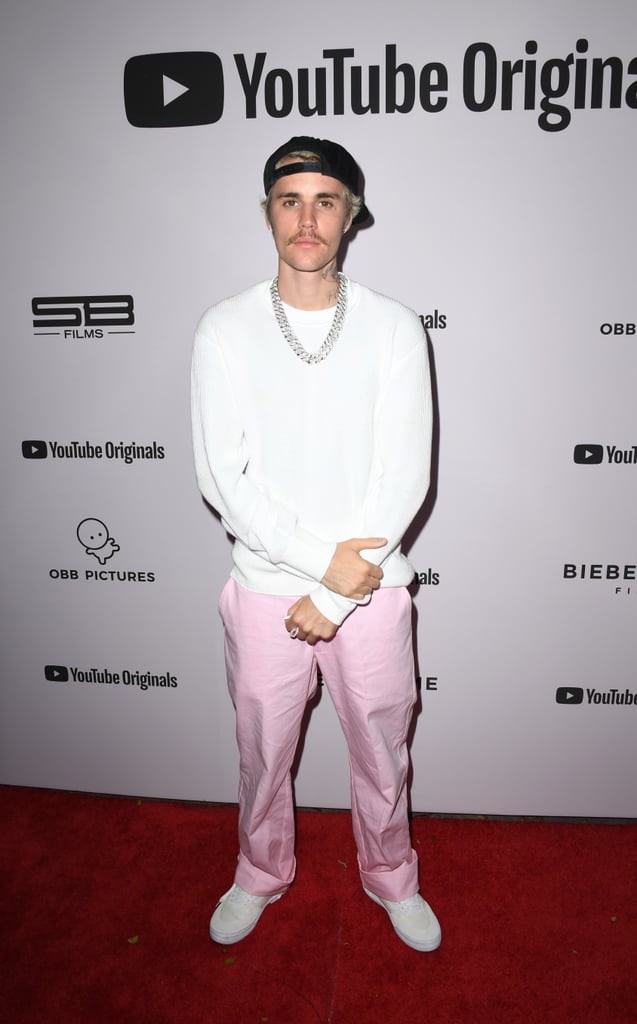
[219,578,419,902]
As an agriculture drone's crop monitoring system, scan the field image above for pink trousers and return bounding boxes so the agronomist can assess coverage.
[219,578,420,902]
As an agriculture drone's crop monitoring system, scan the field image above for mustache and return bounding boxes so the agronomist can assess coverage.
[287,231,327,245]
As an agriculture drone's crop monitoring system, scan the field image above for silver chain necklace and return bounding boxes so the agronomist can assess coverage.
[270,273,348,365]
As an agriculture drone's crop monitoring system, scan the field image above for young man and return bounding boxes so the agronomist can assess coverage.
[191,136,440,952]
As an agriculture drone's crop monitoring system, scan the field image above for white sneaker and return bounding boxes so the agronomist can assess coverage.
[364,887,442,952]
[209,884,284,945]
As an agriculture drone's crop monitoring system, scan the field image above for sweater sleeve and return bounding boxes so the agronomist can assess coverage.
[191,325,336,583]
[296,309,433,627]
[317,310,432,622]
[355,311,433,560]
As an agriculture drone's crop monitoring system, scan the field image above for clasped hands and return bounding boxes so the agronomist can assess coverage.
[284,537,386,645]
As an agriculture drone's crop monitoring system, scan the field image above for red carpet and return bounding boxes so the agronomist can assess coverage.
[1,786,635,1023]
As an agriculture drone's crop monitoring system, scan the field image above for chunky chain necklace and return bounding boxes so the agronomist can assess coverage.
[270,273,348,365]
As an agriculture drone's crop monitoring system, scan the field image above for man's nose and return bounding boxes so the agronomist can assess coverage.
[298,203,317,227]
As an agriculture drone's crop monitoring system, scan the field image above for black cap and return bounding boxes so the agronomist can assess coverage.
[263,136,369,225]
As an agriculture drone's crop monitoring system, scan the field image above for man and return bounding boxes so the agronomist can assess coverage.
[191,136,440,953]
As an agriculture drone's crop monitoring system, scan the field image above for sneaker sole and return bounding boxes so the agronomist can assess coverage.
[209,892,283,945]
[364,887,442,952]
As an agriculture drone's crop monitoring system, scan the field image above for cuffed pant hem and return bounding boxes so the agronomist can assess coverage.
[234,850,296,898]
[358,848,420,903]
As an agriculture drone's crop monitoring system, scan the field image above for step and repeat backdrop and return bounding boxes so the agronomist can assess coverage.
[1,0,635,816]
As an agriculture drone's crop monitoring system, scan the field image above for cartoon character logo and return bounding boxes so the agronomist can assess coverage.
[76,518,120,565]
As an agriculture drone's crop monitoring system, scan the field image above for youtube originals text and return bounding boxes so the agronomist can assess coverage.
[46,440,165,464]
[233,40,637,132]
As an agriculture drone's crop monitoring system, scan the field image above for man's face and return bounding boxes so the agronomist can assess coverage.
[267,171,352,276]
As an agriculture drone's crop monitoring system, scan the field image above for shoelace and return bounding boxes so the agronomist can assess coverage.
[225,886,265,907]
[394,894,425,913]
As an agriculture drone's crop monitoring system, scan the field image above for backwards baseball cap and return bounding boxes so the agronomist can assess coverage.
[263,136,370,225]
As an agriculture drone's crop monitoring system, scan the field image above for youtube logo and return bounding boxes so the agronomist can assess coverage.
[124,52,224,127]
[573,444,603,465]
[44,665,69,683]
[22,439,47,459]
[555,687,584,705]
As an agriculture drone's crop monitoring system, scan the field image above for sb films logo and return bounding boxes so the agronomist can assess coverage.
[32,296,135,339]
[124,52,224,127]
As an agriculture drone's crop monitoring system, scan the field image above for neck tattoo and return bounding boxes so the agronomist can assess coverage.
[270,273,348,365]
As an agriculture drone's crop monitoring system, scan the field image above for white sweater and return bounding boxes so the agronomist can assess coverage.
[191,277,432,626]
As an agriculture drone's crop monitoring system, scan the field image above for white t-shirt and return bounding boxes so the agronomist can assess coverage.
[191,277,433,625]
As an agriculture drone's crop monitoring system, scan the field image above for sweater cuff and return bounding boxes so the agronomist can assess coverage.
[310,585,370,627]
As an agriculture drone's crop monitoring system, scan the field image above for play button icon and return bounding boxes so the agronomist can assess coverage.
[573,444,603,464]
[45,665,69,682]
[163,74,190,107]
[556,687,584,705]
[124,52,224,127]
[22,439,47,459]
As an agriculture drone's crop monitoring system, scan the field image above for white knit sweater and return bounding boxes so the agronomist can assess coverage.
[191,277,432,625]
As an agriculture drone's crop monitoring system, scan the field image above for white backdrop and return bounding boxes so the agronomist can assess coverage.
[1,0,635,816]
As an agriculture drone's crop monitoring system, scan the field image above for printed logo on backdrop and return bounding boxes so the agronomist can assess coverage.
[123,53,224,126]
[574,444,636,466]
[562,562,636,598]
[21,439,165,464]
[419,312,446,332]
[600,322,635,337]
[124,41,637,133]
[416,676,439,693]
[44,663,178,692]
[32,296,135,338]
[77,518,120,565]
[556,686,636,708]
[48,517,156,584]
[556,686,584,705]
[414,568,440,586]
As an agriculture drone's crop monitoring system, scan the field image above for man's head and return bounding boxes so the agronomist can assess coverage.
[262,137,368,279]
[262,136,369,226]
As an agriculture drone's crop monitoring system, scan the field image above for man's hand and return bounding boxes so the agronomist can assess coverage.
[321,537,387,600]
[285,596,338,646]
